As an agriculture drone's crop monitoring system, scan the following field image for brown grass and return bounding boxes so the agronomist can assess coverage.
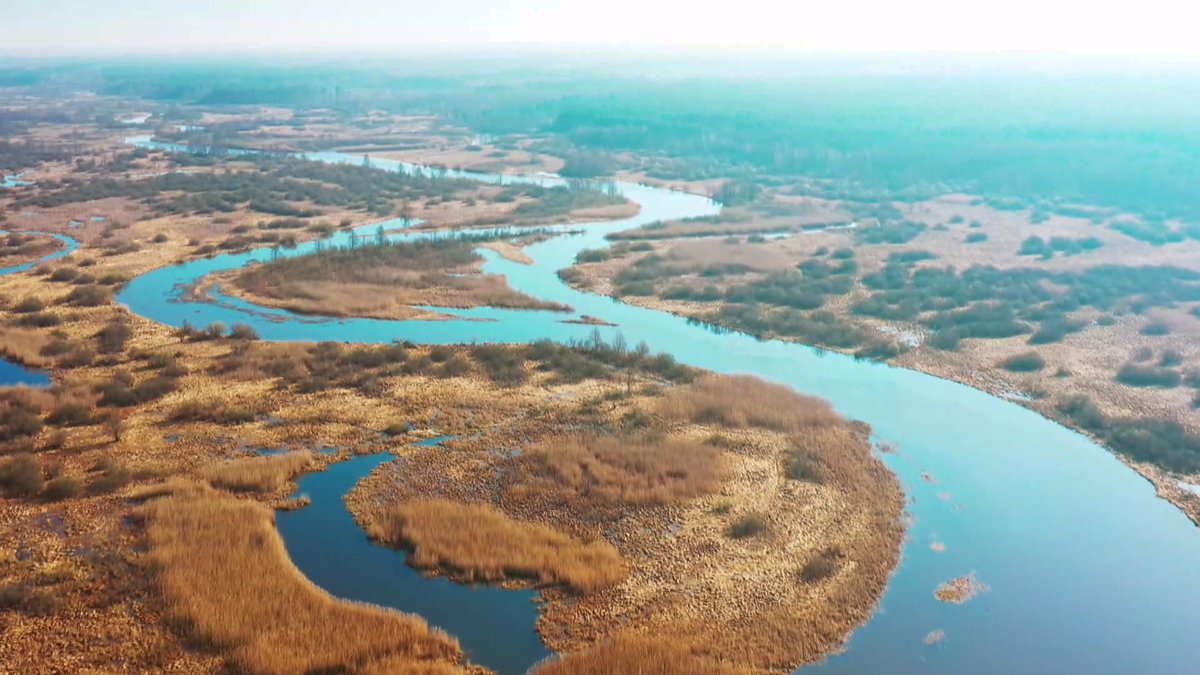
[368,498,626,593]
[659,374,841,433]
[140,490,464,675]
[512,433,726,507]
[0,327,52,367]
[530,634,750,675]
[202,451,314,493]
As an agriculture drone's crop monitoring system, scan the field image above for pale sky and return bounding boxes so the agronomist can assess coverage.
[3,0,1200,56]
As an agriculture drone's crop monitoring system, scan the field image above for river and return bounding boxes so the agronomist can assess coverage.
[107,136,1200,675]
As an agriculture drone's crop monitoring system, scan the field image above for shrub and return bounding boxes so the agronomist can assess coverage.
[87,462,131,495]
[13,297,45,313]
[49,267,79,282]
[229,322,259,340]
[436,356,472,378]
[64,285,112,307]
[382,421,410,436]
[1160,350,1184,367]
[576,248,611,263]
[1000,352,1046,372]
[1141,321,1172,336]
[799,547,842,583]
[965,232,988,243]
[830,247,855,260]
[47,401,94,426]
[202,322,226,340]
[17,311,61,328]
[1096,315,1118,326]
[96,319,133,353]
[429,345,454,363]
[785,449,823,483]
[152,232,169,243]
[1116,363,1181,388]
[0,582,60,616]
[42,476,81,501]
[0,453,42,498]
[726,513,770,539]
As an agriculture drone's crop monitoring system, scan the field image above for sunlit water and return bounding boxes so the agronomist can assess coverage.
[110,136,1200,675]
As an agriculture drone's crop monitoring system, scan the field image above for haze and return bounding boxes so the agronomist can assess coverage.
[4,0,1200,56]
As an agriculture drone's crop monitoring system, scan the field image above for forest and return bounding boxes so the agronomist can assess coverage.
[5,59,1200,218]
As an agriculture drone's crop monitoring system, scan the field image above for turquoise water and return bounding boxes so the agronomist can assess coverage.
[0,231,79,274]
[115,138,1200,675]
[0,360,49,387]
[1,172,33,188]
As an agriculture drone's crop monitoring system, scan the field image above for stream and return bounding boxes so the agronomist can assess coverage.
[96,136,1200,674]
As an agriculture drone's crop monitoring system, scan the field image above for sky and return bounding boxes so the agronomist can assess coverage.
[4,0,1200,56]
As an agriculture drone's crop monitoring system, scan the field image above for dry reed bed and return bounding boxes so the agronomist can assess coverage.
[201,450,314,493]
[530,634,753,675]
[351,373,906,674]
[369,498,626,593]
[140,487,466,675]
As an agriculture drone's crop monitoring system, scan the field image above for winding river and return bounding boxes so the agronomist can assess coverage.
[99,137,1200,674]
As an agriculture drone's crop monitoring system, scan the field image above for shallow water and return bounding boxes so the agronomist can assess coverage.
[0,230,79,274]
[0,360,50,387]
[115,138,1200,675]
[276,450,550,673]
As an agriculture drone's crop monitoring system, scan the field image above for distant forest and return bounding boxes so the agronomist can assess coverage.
[5,59,1200,218]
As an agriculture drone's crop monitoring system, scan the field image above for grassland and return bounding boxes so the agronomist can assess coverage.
[349,368,904,673]
[368,499,626,593]
[224,236,571,320]
[141,485,466,675]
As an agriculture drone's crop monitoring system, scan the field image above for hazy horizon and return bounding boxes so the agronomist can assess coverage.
[5,0,1200,58]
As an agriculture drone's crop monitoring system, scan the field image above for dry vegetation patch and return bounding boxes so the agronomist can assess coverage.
[369,498,626,593]
[202,450,314,493]
[226,236,571,320]
[141,490,465,675]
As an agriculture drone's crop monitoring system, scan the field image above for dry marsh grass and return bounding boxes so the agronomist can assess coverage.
[202,450,314,493]
[530,635,750,675]
[369,498,626,593]
[512,433,726,507]
[660,374,841,434]
[141,491,464,675]
[0,327,53,367]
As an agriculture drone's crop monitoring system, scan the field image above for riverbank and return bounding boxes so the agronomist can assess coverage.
[345,369,904,674]
[559,260,1200,526]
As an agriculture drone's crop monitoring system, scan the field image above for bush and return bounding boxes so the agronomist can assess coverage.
[49,267,79,282]
[785,449,823,482]
[1160,350,1184,367]
[47,402,94,426]
[64,285,112,307]
[0,454,42,498]
[965,232,988,243]
[96,319,133,353]
[1116,363,1181,388]
[229,322,259,340]
[1141,321,1172,336]
[17,311,61,328]
[429,345,454,363]
[830,247,855,260]
[12,297,45,313]
[726,513,770,539]
[576,248,611,263]
[436,355,472,378]
[152,232,169,243]
[799,547,841,582]
[1000,352,1046,372]
[202,322,226,340]
[42,476,81,501]
[87,462,131,495]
